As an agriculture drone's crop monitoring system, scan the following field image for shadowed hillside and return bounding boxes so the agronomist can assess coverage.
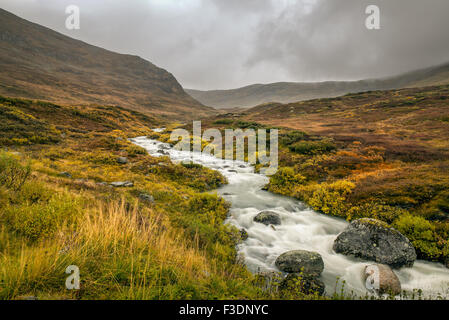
[0,9,212,120]
[187,62,449,109]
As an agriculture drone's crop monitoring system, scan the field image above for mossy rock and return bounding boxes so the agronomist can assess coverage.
[333,218,417,268]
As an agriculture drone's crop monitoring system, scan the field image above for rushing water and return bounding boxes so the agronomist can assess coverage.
[131,135,449,298]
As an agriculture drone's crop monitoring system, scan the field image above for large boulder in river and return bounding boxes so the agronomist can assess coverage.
[364,264,402,296]
[275,250,324,276]
[333,218,416,268]
[254,211,281,226]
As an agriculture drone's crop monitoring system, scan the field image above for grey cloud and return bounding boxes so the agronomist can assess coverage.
[1,0,449,89]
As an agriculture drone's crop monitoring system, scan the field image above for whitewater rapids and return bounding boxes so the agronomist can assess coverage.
[131,136,449,298]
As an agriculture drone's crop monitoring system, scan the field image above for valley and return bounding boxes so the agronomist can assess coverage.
[187,63,449,109]
[1,5,449,302]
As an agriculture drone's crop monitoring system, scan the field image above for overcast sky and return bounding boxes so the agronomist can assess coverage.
[1,0,449,90]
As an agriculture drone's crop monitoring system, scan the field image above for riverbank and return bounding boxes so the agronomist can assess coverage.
[0,96,325,300]
[194,88,449,267]
[131,135,449,298]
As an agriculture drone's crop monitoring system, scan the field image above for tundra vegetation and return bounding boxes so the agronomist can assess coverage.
[0,96,325,300]
[208,85,449,265]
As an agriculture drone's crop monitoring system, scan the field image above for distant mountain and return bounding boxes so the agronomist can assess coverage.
[0,9,212,120]
[187,62,449,109]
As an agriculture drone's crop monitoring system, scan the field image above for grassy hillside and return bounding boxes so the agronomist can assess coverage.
[187,62,449,109]
[0,9,212,120]
[206,85,449,265]
[0,95,330,300]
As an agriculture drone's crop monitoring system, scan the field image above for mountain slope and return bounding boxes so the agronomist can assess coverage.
[187,62,449,109]
[0,9,212,120]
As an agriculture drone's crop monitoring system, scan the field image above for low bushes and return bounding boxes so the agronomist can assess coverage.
[296,180,355,218]
[171,193,238,264]
[289,139,336,155]
[0,152,30,191]
[280,130,308,146]
[3,192,82,242]
[347,203,408,224]
[213,119,234,125]
[268,167,306,195]
[393,214,443,261]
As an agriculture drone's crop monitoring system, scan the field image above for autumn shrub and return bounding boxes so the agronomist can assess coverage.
[289,139,336,155]
[171,193,237,263]
[3,192,82,241]
[235,120,263,129]
[297,180,355,219]
[182,162,203,169]
[187,193,230,226]
[149,162,227,192]
[347,203,409,223]
[0,152,30,191]
[126,145,147,157]
[10,181,53,205]
[268,167,306,195]
[393,214,442,260]
[0,186,8,209]
[280,130,308,146]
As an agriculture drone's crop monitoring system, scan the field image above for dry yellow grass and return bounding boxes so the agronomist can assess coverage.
[0,199,212,299]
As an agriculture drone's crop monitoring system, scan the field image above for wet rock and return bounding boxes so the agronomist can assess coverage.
[240,228,249,241]
[280,273,326,296]
[444,257,449,269]
[364,264,402,296]
[117,157,128,164]
[110,181,134,188]
[139,193,155,203]
[254,211,281,226]
[275,250,324,276]
[59,172,72,178]
[228,170,238,173]
[158,144,171,150]
[333,218,416,268]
